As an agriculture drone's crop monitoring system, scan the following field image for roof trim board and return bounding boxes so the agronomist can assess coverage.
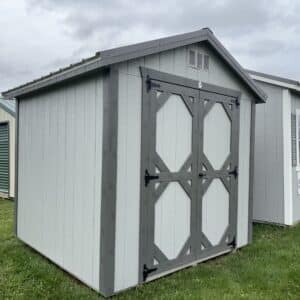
[3,28,266,103]
[247,69,300,94]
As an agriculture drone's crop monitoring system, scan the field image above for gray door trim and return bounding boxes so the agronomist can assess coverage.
[100,67,119,297]
[0,121,10,196]
[139,67,241,282]
[248,102,256,243]
[140,67,241,98]
[14,100,19,235]
[198,91,240,249]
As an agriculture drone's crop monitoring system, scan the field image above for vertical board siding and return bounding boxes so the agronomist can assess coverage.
[17,75,103,291]
[253,82,285,224]
[114,43,253,292]
[290,93,300,223]
[0,108,15,198]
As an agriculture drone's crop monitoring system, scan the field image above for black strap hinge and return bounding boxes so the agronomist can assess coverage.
[143,264,157,281]
[227,236,236,248]
[145,169,159,187]
[146,75,160,92]
[228,166,238,178]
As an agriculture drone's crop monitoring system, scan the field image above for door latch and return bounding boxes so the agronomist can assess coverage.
[144,169,159,187]
[199,172,207,178]
[146,75,161,92]
[228,166,238,178]
[143,264,157,281]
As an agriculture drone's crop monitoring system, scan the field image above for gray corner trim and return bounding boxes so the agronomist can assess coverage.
[100,67,118,297]
[14,100,19,235]
[140,67,241,99]
[4,28,266,103]
[248,102,256,244]
[0,102,16,117]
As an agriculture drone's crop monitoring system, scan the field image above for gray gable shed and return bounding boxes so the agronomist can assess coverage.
[3,28,266,297]
[248,69,300,226]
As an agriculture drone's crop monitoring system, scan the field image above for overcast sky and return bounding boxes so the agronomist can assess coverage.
[1,0,300,92]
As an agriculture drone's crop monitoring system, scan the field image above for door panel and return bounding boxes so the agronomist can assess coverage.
[140,73,240,282]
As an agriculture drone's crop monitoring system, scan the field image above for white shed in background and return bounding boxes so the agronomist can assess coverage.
[0,96,15,199]
[3,29,266,297]
[248,70,300,226]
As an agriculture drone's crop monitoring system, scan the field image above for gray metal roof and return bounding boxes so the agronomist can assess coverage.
[247,69,300,87]
[0,97,16,117]
[3,28,266,103]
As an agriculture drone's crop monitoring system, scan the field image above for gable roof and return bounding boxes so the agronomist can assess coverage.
[247,69,300,94]
[3,28,266,103]
[0,97,16,117]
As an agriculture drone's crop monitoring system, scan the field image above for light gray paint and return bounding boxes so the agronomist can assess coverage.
[253,81,285,224]
[17,75,104,291]
[291,92,300,223]
[114,41,255,293]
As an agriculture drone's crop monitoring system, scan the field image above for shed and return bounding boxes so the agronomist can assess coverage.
[0,96,16,199]
[248,69,300,226]
[3,28,266,297]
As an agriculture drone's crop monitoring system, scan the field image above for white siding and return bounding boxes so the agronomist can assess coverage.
[0,108,15,198]
[237,96,251,247]
[17,75,103,291]
[114,43,254,292]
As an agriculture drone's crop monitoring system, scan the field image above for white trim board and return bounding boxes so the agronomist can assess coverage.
[282,89,293,225]
[251,74,300,93]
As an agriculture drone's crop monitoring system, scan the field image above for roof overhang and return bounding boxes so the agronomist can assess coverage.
[247,69,300,94]
[3,28,267,103]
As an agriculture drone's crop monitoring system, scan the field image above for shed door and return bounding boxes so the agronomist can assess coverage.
[140,74,239,282]
[0,123,9,194]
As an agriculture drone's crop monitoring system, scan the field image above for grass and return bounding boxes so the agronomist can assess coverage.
[1,199,300,299]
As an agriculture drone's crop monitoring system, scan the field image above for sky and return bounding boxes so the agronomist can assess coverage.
[1,0,300,93]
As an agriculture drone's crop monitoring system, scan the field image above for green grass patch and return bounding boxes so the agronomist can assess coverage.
[1,199,300,299]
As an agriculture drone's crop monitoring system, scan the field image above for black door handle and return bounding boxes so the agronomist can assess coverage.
[145,169,159,187]
[228,167,238,178]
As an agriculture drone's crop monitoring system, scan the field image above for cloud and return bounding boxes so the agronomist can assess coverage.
[1,0,300,92]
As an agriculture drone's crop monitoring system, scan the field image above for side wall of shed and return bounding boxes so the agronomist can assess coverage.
[114,42,254,292]
[253,81,285,224]
[0,108,15,198]
[291,92,300,223]
[17,75,104,291]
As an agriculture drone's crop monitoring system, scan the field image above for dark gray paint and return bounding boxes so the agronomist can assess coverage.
[100,67,118,297]
[139,67,240,282]
[3,29,266,103]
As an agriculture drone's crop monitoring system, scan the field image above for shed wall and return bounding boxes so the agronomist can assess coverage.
[0,108,15,198]
[253,81,285,224]
[17,75,104,291]
[114,42,254,292]
[291,92,300,223]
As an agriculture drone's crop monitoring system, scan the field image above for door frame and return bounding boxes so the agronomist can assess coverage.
[138,67,241,283]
